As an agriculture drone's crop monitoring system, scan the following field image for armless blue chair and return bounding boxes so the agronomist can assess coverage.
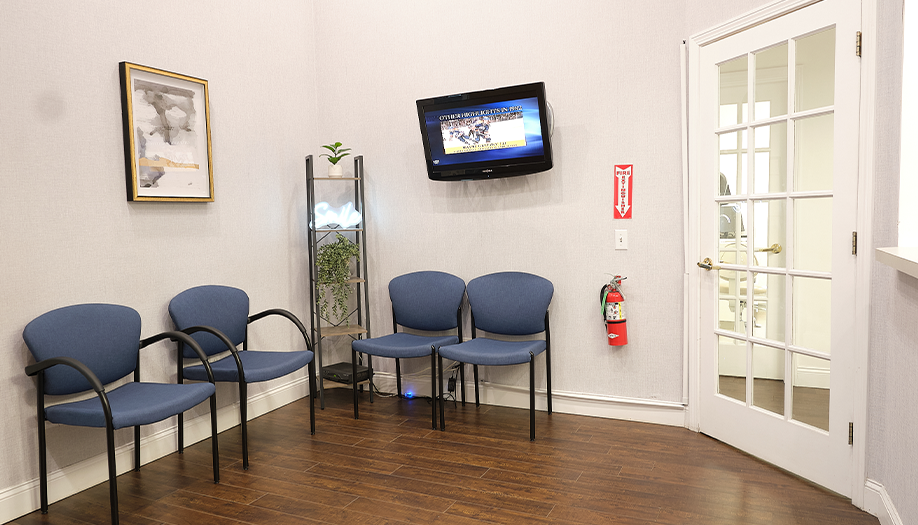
[23,303,219,525]
[168,285,316,470]
[437,271,553,441]
[351,271,465,428]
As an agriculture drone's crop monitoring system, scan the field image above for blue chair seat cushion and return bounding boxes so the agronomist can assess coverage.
[438,338,547,366]
[182,350,314,383]
[352,333,458,359]
[45,382,215,430]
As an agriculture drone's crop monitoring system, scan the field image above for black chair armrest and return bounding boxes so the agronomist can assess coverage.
[180,325,244,382]
[25,357,105,393]
[140,330,217,383]
[248,308,312,349]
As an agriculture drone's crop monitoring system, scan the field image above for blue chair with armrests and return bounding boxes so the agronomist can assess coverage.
[350,271,465,428]
[23,303,219,525]
[168,285,316,470]
[436,271,553,441]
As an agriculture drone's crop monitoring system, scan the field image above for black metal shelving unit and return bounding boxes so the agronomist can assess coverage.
[305,155,371,409]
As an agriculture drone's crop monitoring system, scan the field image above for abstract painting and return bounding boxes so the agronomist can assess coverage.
[119,62,213,202]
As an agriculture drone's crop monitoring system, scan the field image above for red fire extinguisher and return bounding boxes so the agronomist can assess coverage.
[600,276,628,346]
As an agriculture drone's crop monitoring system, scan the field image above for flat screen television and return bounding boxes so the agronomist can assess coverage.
[416,82,553,181]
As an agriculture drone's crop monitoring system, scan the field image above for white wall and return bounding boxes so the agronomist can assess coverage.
[312,0,695,404]
[0,0,318,509]
[867,1,918,523]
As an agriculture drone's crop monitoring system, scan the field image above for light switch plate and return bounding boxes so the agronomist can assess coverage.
[615,230,628,250]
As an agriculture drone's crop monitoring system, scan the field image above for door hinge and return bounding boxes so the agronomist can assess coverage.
[849,422,854,445]
[856,31,862,57]
[852,231,858,255]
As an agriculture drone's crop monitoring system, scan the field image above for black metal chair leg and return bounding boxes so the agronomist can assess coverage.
[308,360,316,434]
[530,352,536,442]
[240,382,249,470]
[430,347,437,430]
[395,358,402,397]
[178,413,184,453]
[473,365,480,407]
[351,349,360,419]
[459,364,466,405]
[437,354,446,431]
[38,419,48,513]
[368,355,374,403]
[36,377,48,514]
[209,394,220,483]
[105,423,119,524]
[177,354,184,453]
[546,345,552,414]
[133,426,141,471]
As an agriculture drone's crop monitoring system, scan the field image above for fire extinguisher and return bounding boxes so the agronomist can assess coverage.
[600,276,628,346]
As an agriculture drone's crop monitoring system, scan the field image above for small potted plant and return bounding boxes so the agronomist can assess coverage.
[315,233,361,324]
[320,141,352,178]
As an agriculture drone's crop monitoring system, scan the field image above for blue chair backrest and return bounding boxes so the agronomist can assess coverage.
[169,285,249,358]
[23,304,142,395]
[467,272,553,336]
[389,271,466,332]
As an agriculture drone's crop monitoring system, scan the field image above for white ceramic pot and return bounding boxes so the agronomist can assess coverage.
[328,164,344,178]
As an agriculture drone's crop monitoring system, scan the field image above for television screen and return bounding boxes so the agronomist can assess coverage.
[416,82,553,181]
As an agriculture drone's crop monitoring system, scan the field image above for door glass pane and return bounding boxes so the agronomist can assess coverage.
[720,55,749,126]
[719,267,749,334]
[752,343,785,416]
[794,197,832,272]
[718,335,747,402]
[720,130,748,195]
[719,200,746,241]
[795,28,836,112]
[755,43,789,118]
[753,122,787,193]
[751,273,785,342]
[792,354,830,431]
[793,277,831,354]
[752,199,786,268]
[794,114,834,192]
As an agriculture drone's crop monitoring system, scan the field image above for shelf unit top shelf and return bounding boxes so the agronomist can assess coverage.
[312,177,360,181]
[312,228,363,233]
[319,325,368,337]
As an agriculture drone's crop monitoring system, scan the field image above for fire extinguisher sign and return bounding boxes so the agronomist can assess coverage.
[614,165,633,219]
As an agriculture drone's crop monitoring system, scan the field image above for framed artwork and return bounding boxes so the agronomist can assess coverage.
[119,62,214,202]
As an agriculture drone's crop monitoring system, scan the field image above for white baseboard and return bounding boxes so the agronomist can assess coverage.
[863,479,903,525]
[0,378,310,524]
[370,372,686,427]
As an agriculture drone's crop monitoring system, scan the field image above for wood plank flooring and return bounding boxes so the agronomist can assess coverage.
[11,388,879,524]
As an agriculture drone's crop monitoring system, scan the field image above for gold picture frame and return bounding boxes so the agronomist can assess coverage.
[119,62,214,202]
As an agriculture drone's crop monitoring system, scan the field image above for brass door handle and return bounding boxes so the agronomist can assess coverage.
[755,243,783,254]
[697,257,722,271]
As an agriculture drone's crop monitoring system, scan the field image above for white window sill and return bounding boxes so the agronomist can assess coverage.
[876,247,918,279]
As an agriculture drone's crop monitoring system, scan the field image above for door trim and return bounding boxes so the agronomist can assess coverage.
[684,0,873,506]
[852,0,876,509]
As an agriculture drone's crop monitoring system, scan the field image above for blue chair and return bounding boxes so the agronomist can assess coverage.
[23,303,219,525]
[351,271,465,428]
[168,285,315,470]
[437,272,553,441]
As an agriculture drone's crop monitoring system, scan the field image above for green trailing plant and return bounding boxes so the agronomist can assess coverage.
[316,233,361,324]
[320,141,352,165]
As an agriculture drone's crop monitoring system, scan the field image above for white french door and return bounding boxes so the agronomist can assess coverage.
[688,0,861,496]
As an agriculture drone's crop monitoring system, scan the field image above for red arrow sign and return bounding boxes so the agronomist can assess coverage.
[614,165,633,219]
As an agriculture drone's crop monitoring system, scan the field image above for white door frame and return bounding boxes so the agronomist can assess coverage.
[683,0,875,507]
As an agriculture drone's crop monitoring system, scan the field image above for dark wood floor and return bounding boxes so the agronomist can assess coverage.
[11,388,879,524]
